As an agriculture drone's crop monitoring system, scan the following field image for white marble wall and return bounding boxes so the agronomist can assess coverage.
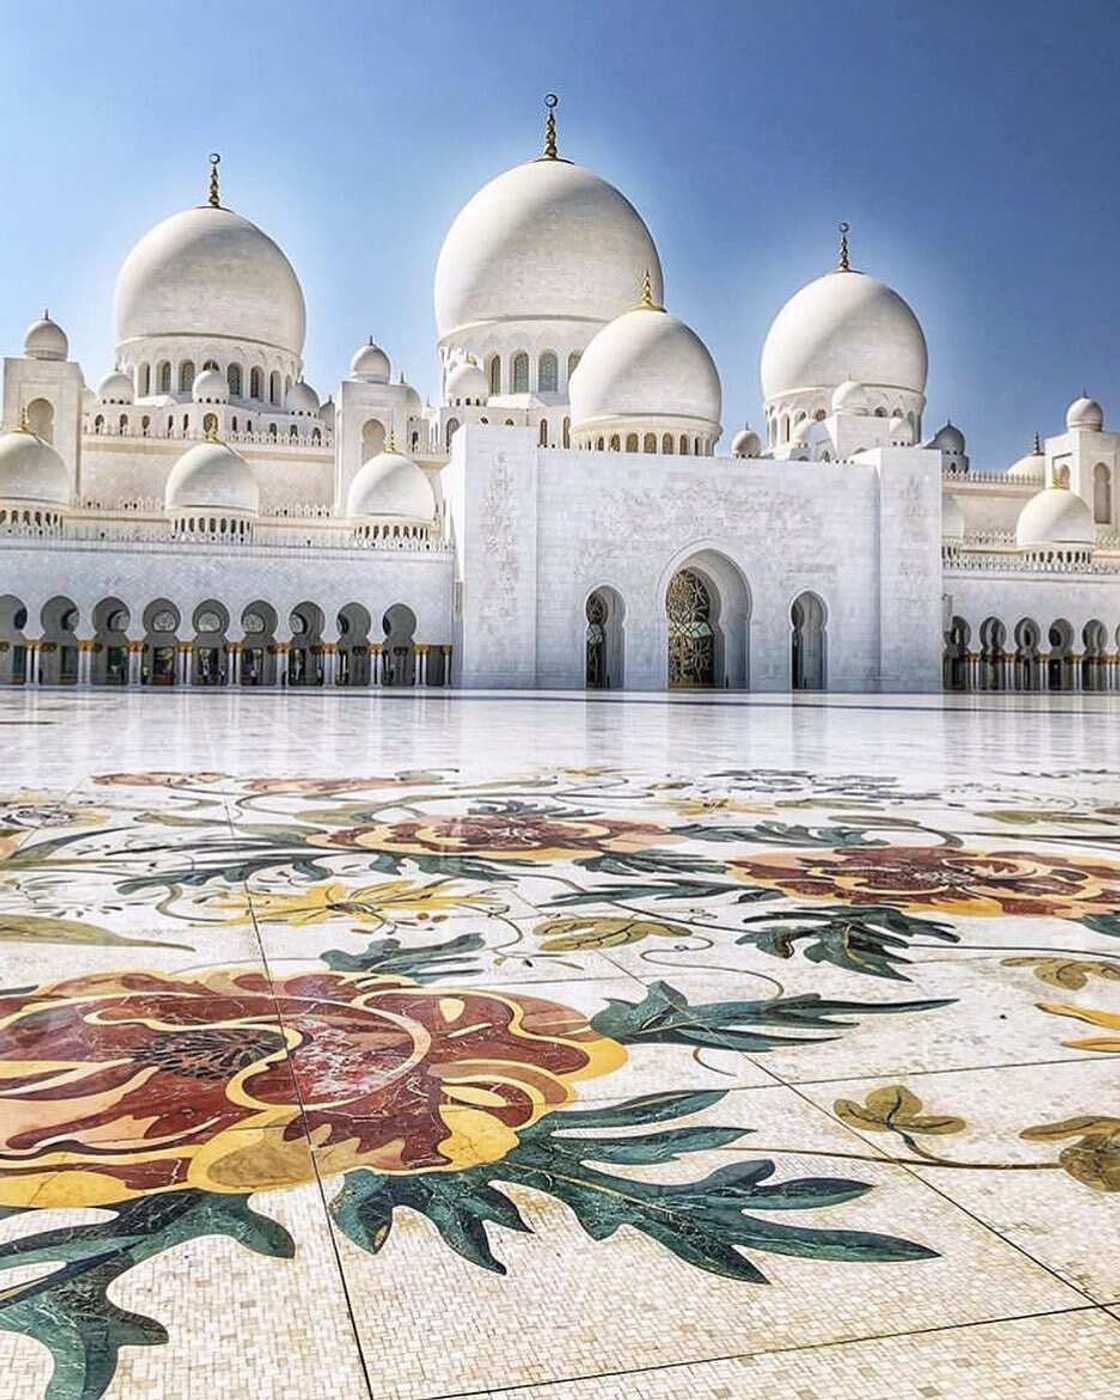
[448,426,945,691]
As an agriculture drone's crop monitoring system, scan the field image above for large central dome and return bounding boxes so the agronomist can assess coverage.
[115,204,306,356]
[434,158,663,342]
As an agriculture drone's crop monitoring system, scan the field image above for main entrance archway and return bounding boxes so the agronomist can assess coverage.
[663,551,750,690]
[666,570,715,688]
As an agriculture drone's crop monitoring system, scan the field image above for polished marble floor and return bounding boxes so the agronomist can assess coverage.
[0,689,1118,1399]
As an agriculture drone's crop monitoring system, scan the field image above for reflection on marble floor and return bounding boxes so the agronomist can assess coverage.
[0,690,1118,1399]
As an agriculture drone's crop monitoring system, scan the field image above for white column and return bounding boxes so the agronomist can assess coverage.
[371,644,382,687]
[276,644,288,687]
[1039,652,1051,691]
[228,643,240,687]
[25,641,38,686]
[442,645,452,688]
[128,642,142,687]
[323,645,336,687]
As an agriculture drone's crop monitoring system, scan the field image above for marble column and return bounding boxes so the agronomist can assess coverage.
[1038,652,1051,690]
[415,644,427,688]
[442,644,452,687]
[371,643,382,686]
[1069,653,1083,693]
[25,640,38,686]
[228,642,240,687]
[276,643,288,687]
[128,642,142,687]
[323,644,336,687]
[78,640,93,687]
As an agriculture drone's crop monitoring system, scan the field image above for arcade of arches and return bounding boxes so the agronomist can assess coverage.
[943,615,1120,691]
[0,595,452,688]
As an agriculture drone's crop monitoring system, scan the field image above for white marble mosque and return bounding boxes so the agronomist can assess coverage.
[1,99,1118,695]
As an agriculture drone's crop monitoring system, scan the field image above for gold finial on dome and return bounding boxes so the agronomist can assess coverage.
[207,153,221,208]
[541,93,559,160]
[634,267,663,312]
[837,221,851,272]
[1033,431,1042,454]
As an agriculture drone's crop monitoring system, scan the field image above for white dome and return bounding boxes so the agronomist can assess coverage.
[446,359,489,404]
[435,158,662,342]
[1006,441,1045,479]
[1016,487,1094,547]
[351,338,390,383]
[762,271,927,404]
[1066,395,1103,431]
[831,378,870,414]
[399,375,422,409]
[165,439,259,515]
[319,397,335,430]
[942,494,965,540]
[98,371,134,404]
[0,427,69,505]
[347,450,434,521]
[287,379,319,415]
[569,305,721,430]
[24,314,68,362]
[114,205,305,356]
[730,426,761,458]
[928,421,965,453]
[191,368,228,403]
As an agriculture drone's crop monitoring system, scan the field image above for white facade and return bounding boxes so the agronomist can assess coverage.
[1,112,1118,695]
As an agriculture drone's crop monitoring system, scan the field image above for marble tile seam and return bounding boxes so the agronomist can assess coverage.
[420,1301,1120,1400]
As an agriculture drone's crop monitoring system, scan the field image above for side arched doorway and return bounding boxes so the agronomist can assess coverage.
[381,604,416,686]
[790,592,826,690]
[667,570,715,687]
[585,587,624,689]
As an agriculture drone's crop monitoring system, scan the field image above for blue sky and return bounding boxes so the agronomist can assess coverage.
[0,0,1116,467]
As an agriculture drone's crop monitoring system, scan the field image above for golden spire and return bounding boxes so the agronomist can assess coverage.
[837,221,851,272]
[634,267,664,311]
[207,153,221,208]
[541,94,559,159]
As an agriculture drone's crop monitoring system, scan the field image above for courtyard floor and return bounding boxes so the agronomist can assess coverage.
[1,689,1119,1399]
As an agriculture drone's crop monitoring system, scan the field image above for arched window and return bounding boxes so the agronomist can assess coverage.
[662,433,673,453]
[289,424,298,439]
[311,428,321,445]
[249,367,263,400]
[93,414,104,434]
[643,433,656,453]
[512,352,529,393]
[625,433,639,452]
[567,351,581,381]
[487,355,501,395]
[227,363,242,398]
[179,361,195,393]
[203,413,218,435]
[268,422,278,438]
[27,398,54,442]
[158,362,172,393]
[269,371,281,405]
[538,351,558,392]
[539,418,549,446]
[679,435,689,454]
[118,413,128,433]
[609,434,621,451]
[141,415,150,436]
[1094,463,1112,523]
[562,417,571,448]
[138,364,151,396]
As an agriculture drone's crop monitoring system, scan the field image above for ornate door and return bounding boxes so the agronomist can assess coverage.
[667,569,715,688]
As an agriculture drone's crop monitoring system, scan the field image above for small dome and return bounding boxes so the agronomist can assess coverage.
[351,338,390,383]
[1066,395,1103,431]
[888,413,914,445]
[1006,440,1045,479]
[98,371,134,404]
[942,494,965,541]
[0,426,69,505]
[191,368,229,403]
[165,439,258,514]
[288,379,319,415]
[399,374,422,409]
[81,386,98,413]
[115,205,305,357]
[446,359,489,404]
[24,313,68,362]
[319,396,335,430]
[928,421,965,453]
[570,303,721,431]
[762,270,927,405]
[347,449,434,520]
[1016,487,1094,548]
[730,426,761,458]
[831,379,869,415]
